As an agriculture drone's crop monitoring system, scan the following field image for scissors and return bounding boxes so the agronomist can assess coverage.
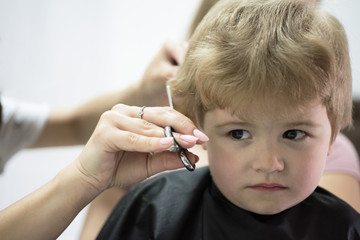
[165,85,196,171]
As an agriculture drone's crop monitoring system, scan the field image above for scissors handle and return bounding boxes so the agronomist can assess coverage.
[164,126,195,171]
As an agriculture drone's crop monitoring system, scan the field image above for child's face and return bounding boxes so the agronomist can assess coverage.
[202,99,332,215]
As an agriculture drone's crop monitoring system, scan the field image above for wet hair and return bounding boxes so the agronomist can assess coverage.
[169,0,352,142]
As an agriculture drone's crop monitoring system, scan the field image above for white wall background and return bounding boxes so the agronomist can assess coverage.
[0,0,359,239]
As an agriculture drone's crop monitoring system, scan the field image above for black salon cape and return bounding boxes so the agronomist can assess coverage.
[97,167,360,240]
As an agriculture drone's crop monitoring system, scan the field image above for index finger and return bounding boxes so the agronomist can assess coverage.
[143,106,196,134]
[142,106,209,142]
[112,104,209,142]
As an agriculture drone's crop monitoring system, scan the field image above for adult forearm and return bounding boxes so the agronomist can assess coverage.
[0,163,99,240]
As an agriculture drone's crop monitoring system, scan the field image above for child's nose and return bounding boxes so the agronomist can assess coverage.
[252,145,284,173]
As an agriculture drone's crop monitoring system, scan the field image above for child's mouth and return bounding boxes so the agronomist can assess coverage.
[249,183,287,192]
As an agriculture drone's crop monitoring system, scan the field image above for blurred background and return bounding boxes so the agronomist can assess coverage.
[0,0,359,239]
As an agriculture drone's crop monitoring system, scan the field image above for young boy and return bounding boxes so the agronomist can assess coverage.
[97,0,359,239]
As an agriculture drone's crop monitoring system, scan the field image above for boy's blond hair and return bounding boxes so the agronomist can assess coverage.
[169,0,352,142]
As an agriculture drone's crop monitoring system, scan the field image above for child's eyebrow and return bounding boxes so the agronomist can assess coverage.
[282,120,321,128]
[214,120,322,129]
[214,121,253,129]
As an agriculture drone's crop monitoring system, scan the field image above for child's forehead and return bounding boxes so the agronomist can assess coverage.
[224,97,323,122]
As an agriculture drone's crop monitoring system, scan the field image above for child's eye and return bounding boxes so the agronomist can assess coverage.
[229,129,251,140]
[283,130,307,140]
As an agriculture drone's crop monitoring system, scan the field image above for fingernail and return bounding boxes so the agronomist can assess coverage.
[160,137,174,145]
[180,135,198,143]
[193,129,209,142]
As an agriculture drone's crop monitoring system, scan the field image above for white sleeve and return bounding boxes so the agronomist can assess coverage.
[0,96,50,173]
